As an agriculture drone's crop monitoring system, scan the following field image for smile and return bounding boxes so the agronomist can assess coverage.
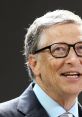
[61,72,81,79]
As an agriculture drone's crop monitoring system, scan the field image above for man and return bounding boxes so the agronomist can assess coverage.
[0,9,82,117]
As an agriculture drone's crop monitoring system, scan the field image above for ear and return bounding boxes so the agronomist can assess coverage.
[28,54,40,76]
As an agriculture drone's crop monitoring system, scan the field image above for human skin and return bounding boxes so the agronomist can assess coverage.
[29,23,82,110]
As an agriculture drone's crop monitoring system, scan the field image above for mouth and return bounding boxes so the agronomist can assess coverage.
[61,72,81,79]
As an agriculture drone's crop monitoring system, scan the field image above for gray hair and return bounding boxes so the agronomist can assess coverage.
[24,9,82,79]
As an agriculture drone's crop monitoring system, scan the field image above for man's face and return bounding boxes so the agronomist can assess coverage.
[30,23,82,99]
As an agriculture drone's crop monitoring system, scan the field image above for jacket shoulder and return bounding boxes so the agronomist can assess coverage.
[0,97,22,117]
[0,83,48,117]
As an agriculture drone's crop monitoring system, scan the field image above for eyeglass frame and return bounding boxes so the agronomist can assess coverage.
[32,41,82,58]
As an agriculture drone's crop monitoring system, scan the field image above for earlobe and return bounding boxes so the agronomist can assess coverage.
[28,54,37,68]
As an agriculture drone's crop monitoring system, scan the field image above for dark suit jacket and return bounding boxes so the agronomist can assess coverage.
[0,83,82,117]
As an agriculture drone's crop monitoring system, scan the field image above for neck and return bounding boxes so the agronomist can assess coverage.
[36,81,77,111]
[45,88,77,110]
[48,91,77,110]
[35,77,77,111]
[54,95,76,111]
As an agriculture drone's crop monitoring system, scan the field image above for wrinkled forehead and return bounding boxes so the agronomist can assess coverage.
[38,23,82,48]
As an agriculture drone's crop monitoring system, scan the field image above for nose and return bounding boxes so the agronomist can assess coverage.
[65,48,80,65]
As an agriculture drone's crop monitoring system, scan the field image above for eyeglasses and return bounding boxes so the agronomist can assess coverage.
[33,41,82,58]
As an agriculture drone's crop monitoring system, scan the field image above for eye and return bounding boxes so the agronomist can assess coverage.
[55,47,65,51]
[52,46,66,53]
[76,45,82,52]
[78,45,82,49]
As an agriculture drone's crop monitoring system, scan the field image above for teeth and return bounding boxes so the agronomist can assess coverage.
[62,72,80,77]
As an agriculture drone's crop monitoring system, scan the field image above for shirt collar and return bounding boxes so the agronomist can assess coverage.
[33,83,79,117]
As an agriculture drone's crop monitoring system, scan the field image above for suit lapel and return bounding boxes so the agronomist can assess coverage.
[25,107,49,117]
[78,103,82,117]
[17,83,49,117]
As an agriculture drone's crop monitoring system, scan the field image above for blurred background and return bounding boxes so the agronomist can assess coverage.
[0,0,82,103]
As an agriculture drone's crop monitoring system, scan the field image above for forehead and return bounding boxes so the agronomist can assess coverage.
[38,23,82,48]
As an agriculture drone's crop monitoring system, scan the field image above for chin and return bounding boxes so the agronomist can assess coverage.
[64,89,81,96]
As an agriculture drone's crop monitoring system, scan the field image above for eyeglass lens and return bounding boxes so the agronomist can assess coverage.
[50,42,82,58]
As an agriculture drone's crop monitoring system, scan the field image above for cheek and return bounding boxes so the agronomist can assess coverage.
[38,52,65,81]
[40,55,65,79]
[49,57,65,72]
